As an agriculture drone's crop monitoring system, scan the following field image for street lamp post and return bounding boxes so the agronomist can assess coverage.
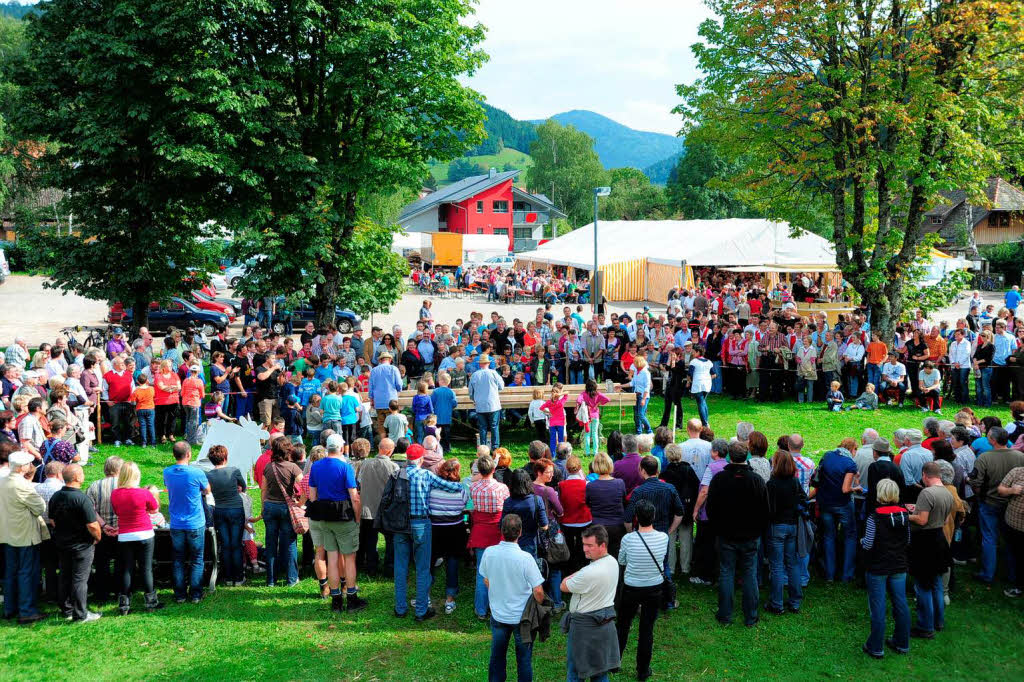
[593,186,611,312]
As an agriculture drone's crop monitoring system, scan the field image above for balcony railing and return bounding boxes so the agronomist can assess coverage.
[513,210,550,224]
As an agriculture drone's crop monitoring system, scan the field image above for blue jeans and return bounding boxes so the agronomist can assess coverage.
[692,391,709,426]
[865,571,909,655]
[394,518,432,617]
[548,566,563,607]
[137,409,156,446]
[549,425,565,455]
[978,502,1016,583]
[976,367,992,407]
[489,618,533,682]
[952,367,970,403]
[570,367,585,384]
[633,394,651,434]
[170,527,205,600]
[821,501,857,582]
[414,418,426,444]
[867,364,882,392]
[214,506,245,583]
[566,631,609,682]
[767,523,802,611]
[477,411,501,449]
[475,547,490,618]
[717,538,759,625]
[234,393,253,420]
[796,378,814,404]
[710,360,723,394]
[262,501,298,586]
[3,544,40,618]
[847,372,860,399]
[914,573,945,632]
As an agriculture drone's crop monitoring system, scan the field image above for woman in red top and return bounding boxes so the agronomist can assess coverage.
[557,455,592,573]
[110,461,163,614]
[153,359,182,443]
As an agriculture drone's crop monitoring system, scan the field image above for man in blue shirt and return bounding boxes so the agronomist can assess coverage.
[368,352,403,441]
[814,445,858,583]
[468,355,506,449]
[992,320,1018,402]
[1005,285,1021,312]
[163,441,210,603]
[431,373,458,452]
[308,442,365,613]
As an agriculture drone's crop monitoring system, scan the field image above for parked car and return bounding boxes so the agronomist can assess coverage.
[481,255,516,268]
[274,300,361,334]
[193,289,241,317]
[224,255,267,288]
[110,297,230,335]
[0,248,8,284]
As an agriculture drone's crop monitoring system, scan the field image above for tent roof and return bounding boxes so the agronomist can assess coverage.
[515,219,836,270]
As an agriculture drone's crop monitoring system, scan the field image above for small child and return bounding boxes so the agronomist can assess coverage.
[145,485,167,528]
[541,383,568,455]
[356,365,370,393]
[431,373,457,452]
[131,374,156,447]
[847,383,879,411]
[411,381,433,444]
[423,414,441,452]
[384,399,409,442]
[282,395,304,444]
[242,492,263,574]
[528,387,548,442]
[358,393,375,445]
[209,391,236,422]
[297,367,321,406]
[826,380,845,412]
[339,382,362,453]
[306,393,324,446]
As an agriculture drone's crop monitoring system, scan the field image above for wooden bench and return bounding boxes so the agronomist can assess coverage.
[361,384,636,411]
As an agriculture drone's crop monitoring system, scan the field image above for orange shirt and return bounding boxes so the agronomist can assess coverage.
[131,386,155,411]
[925,336,947,362]
[866,341,888,365]
[181,376,206,408]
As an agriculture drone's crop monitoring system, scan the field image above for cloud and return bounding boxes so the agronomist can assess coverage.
[464,0,711,134]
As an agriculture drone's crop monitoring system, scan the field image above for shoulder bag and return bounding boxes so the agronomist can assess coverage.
[635,530,673,605]
[270,463,309,535]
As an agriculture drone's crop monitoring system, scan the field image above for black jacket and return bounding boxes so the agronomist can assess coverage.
[866,458,906,513]
[767,475,807,525]
[706,462,770,541]
[662,461,700,519]
[864,506,910,575]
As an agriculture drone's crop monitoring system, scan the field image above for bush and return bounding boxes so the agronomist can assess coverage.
[0,240,32,272]
[979,242,1024,286]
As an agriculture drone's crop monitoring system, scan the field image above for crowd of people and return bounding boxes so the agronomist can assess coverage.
[412,264,592,305]
[2,272,1024,680]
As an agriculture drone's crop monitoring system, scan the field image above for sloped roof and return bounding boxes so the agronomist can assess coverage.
[398,170,519,222]
[511,186,567,219]
[925,177,1024,218]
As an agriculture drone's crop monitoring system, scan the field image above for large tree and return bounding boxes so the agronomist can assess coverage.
[680,0,1024,337]
[603,167,669,221]
[0,14,26,213]
[527,120,609,227]
[227,0,486,326]
[666,137,757,220]
[12,0,252,331]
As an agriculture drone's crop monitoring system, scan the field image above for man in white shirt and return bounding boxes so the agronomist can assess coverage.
[880,351,908,406]
[561,525,621,682]
[947,328,972,404]
[841,334,865,397]
[480,514,545,682]
[679,418,713,481]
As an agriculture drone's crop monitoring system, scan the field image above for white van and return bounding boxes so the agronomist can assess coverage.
[0,249,9,283]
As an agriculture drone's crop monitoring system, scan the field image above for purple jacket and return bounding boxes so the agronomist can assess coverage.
[613,453,644,494]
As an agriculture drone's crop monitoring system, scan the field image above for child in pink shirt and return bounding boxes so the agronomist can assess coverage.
[541,383,568,455]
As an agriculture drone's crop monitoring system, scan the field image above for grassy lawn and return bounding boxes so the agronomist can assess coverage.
[5,396,1023,681]
[428,148,533,186]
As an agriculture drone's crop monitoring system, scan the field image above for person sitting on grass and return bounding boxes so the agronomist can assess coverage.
[826,381,844,412]
[847,383,879,411]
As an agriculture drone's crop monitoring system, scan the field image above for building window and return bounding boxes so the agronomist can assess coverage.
[989,212,1010,227]
[513,201,528,212]
[492,200,509,213]
[476,200,483,213]
[494,228,509,236]
[514,227,533,240]
[931,217,942,225]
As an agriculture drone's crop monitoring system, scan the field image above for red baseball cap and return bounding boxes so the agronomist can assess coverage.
[407,444,425,461]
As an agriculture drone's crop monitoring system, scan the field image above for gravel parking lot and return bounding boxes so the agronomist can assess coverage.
[0,274,1004,347]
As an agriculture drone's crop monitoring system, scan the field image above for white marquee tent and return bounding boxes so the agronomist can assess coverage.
[515,219,837,301]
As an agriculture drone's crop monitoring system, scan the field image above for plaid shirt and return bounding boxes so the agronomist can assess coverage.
[407,463,463,518]
[624,477,683,533]
[793,454,816,493]
[4,344,28,368]
[760,332,787,355]
[86,476,118,528]
[470,477,510,513]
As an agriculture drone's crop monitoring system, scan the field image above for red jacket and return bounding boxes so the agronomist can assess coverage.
[104,370,134,403]
[558,478,592,525]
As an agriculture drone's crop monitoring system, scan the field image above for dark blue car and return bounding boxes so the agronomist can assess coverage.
[119,297,230,335]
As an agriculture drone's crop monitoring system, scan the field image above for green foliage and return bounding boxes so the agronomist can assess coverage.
[0,2,35,20]
[527,120,608,227]
[903,268,973,318]
[679,0,1024,339]
[13,0,252,330]
[602,167,669,221]
[979,243,1024,285]
[332,219,408,316]
[229,0,487,327]
[447,157,487,183]
[467,102,538,156]
[543,110,685,174]
[0,13,26,213]
[665,137,757,220]
[642,151,684,185]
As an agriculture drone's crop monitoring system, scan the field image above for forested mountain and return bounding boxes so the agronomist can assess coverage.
[467,102,538,156]
[0,2,36,20]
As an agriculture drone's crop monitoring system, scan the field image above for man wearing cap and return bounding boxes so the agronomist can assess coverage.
[309,434,366,612]
[468,354,505,449]
[394,443,465,621]
[103,357,135,447]
[369,351,402,442]
[866,439,906,514]
[105,327,127,358]
[0,451,48,623]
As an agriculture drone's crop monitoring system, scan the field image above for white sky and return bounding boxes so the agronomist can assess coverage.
[464,0,711,136]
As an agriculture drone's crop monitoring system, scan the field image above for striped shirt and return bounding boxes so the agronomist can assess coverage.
[760,332,786,354]
[429,484,469,525]
[407,464,463,518]
[470,477,510,514]
[618,530,669,587]
[793,454,816,493]
[86,476,118,528]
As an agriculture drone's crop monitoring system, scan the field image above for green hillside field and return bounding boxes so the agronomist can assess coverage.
[429,148,533,186]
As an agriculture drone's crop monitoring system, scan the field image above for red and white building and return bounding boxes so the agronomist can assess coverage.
[398,168,565,252]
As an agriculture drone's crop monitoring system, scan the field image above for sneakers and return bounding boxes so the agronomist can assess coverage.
[114,441,122,447]
[1005,587,1023,598]
[411,598,432,610]
[414,607,437,623]
[885,637,908,654]
[125,439,135,445]
[444,601,457,615]
[944,594,950,606]
[919,407,928,412]
[690,576,711,586]
[76,612,103,623]
[934,409,942,415]
[862,643,883,660]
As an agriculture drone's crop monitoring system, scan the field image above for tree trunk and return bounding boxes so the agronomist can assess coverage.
[131,287,151,336]
[312,264,339,329]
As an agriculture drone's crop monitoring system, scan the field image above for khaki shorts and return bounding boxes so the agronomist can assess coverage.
[309,521,324,548]
[313,519,359,554]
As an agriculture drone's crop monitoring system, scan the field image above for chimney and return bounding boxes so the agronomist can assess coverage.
[489,167,497,178]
